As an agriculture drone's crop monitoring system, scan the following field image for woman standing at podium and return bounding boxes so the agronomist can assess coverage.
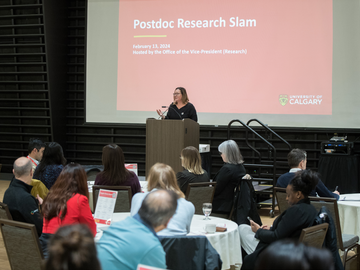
[156,87,198,122]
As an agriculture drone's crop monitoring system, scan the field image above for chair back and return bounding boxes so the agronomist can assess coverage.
[299,223,329,249]
[93,185,132,212]
[0,218,43,270]
[185,182,216,215]
[309,197,343,249]
[86,168,101,182]
[274,187,289,214]
[0,202,12,220]
[159,235,222,270]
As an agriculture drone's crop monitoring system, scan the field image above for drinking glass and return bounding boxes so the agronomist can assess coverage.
[202,203,212,220]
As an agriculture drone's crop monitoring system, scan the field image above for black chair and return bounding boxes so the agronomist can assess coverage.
[159,235,222,270]
[0,218,44,270]
[86,168,101,182]
[92,185,132,212]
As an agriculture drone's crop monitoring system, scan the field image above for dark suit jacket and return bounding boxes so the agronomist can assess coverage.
[276,172,339,200]
[212,163,246,213]
[242,198,317,270]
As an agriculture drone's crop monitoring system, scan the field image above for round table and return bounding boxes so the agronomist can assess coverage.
[188,214,242,269]
[338,194,360,238]
[96,213,241,270]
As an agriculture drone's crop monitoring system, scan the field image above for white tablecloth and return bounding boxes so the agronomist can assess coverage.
[338,194,360,238]
[188,215,242,269]
[96,213,241,270]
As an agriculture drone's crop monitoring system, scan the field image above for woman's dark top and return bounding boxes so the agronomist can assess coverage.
[165,103,197,122]
[94,171,141,197]
[212,163,246,213]
[242,198,318,270]
[33,164,64,190]
[176,170,210,194]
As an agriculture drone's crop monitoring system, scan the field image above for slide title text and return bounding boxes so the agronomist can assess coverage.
[134,17,257,29]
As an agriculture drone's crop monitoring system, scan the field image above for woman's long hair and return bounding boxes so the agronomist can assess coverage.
[147,163,184,198]
[42,163,89,221]
[181,146,204,175]
[97,144,132,185]
[36,142,66,172]
[45,224,101,270]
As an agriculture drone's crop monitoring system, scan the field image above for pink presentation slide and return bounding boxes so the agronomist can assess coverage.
[117,0,332,115]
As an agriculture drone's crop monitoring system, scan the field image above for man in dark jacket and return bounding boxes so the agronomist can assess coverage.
[276,148,340,200]
[3,157,43,236]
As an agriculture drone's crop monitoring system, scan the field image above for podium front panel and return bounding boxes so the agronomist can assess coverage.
[146,119,199,177]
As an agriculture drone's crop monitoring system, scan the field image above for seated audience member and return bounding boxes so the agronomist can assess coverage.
[255,240,334,270]
[212,140,246,215]
[97,189,178,270]
[131,163,195,236]
[27,138,45,173]
[177,146,210,194]
[276,148,340,200]
[45,224,101,270]
[240,170,319,270]
[33,142,66,189]
[3,157,43,236]
[40,163,96,256]
[95,144,141,197]
[30,178,49,200]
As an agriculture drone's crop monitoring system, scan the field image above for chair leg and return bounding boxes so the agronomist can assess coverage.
[357,245,360,270]
[343,245,360,270]
[343,248,348,270]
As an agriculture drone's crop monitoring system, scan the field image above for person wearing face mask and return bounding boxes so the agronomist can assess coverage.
[156,87,198,122]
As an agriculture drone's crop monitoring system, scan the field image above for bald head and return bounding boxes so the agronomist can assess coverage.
[138,189,177,229]
[13,157,32,179]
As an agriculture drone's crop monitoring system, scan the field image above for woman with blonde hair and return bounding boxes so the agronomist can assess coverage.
[177,146,210,194]
[130,163,195,236]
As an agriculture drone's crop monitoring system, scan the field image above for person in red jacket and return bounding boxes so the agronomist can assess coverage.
[39,163,96,257]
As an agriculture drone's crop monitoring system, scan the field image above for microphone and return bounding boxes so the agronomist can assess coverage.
[162,105,182,120]
[158,106,169,119]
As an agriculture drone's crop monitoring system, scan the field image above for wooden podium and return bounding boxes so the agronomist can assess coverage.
[146,118,199,177]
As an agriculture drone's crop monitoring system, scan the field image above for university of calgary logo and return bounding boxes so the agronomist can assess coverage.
[279,94,288,106]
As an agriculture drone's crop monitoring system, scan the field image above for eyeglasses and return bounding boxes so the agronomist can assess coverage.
[218,151,222,155]
[173,93,181,96]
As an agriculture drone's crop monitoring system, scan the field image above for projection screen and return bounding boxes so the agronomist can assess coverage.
[86,0,360,128]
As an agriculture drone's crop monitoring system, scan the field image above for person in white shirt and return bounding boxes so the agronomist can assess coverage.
[27,138,45,173]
